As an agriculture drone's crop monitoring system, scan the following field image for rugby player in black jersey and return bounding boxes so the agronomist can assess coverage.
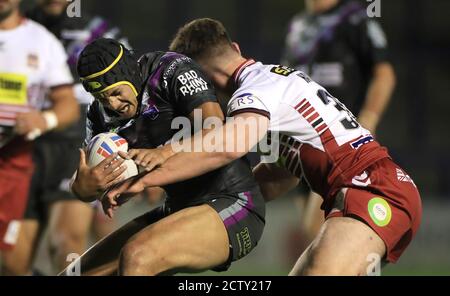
[63,38,265,276]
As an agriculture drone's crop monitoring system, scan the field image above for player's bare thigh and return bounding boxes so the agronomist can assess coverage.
[119,204,229,275]
[289,216,386,276]
[59,207,159,275]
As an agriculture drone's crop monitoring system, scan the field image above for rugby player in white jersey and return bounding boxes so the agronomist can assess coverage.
[107,18,422,275]
[22,0,137,274]
[0,0,79,275]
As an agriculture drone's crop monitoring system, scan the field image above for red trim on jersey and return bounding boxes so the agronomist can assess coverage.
[278,135,304,179]
[294,98,307,110]
[0,105,31,112]
[316,123,327,134]
[303,107,314,118]
[286,150,297,171]
[307,112,319,123]
[278,145,287,159]
[0,104,31,127]
[294,161,302,177]
[318,128,339,153]
[232,59,256,84]
[282,145,290,158]
[293,99,339,154]
[297,102,311,114]
[0,113,17,119]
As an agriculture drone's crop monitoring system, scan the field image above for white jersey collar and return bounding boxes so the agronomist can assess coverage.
[232,58,256,85]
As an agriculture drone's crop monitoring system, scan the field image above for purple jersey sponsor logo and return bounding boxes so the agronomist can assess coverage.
[142,100,159,120]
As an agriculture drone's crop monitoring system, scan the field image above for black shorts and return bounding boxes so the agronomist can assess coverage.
[164,186,266,272]
[24,135,81,221]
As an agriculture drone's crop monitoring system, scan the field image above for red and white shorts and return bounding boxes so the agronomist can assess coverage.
[0,138,34,250]
[326,157,422,263]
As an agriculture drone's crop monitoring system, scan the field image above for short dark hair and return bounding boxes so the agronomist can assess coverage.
[169,18,233,59]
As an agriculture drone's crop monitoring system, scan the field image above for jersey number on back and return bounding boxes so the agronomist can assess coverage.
[317,89,359,130]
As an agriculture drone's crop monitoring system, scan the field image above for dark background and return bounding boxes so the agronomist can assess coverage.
[24,0,450,197]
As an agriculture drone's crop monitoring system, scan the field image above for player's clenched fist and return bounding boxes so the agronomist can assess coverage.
[71,149,127,202]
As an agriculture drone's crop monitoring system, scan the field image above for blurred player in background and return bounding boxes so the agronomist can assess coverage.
[281,0,396,249]
[0,0,79,275]
[109,18,420,275]
[9,0,137,275]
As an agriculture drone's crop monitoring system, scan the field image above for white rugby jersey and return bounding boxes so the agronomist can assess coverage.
[0,18,73,145]
[227,60,389,202]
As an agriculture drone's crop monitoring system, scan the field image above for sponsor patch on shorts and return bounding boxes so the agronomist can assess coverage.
[368,197,392,227]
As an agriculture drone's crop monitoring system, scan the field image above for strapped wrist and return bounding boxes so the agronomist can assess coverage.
[42,111,59,131]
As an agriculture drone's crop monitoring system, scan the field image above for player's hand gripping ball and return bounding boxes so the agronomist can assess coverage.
[86,132,138,179]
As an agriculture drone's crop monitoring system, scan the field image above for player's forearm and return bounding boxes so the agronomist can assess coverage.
[141,126,249,187]
[141,137,236,187]
[141,151,235,188]
[140,113,269,187]
[49,86,80,130]
[358,63,396,130]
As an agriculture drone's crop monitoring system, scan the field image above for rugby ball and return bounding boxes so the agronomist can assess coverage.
[86,132,138,179]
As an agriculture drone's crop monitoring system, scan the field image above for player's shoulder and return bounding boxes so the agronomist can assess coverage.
[22,18,59,43]
[234,62,312,109]
[139,51,194,74]
[339,0,369,26]
[161,52,202,78]
[139,51,208,94]
[21,18,66,58]
[232,63,275,101]
[240,62,297,89]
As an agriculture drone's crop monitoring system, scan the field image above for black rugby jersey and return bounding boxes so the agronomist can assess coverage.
[281,0,389,114]
[85,52,259,208]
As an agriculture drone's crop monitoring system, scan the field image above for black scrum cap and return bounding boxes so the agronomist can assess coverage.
[77,38,141,96]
